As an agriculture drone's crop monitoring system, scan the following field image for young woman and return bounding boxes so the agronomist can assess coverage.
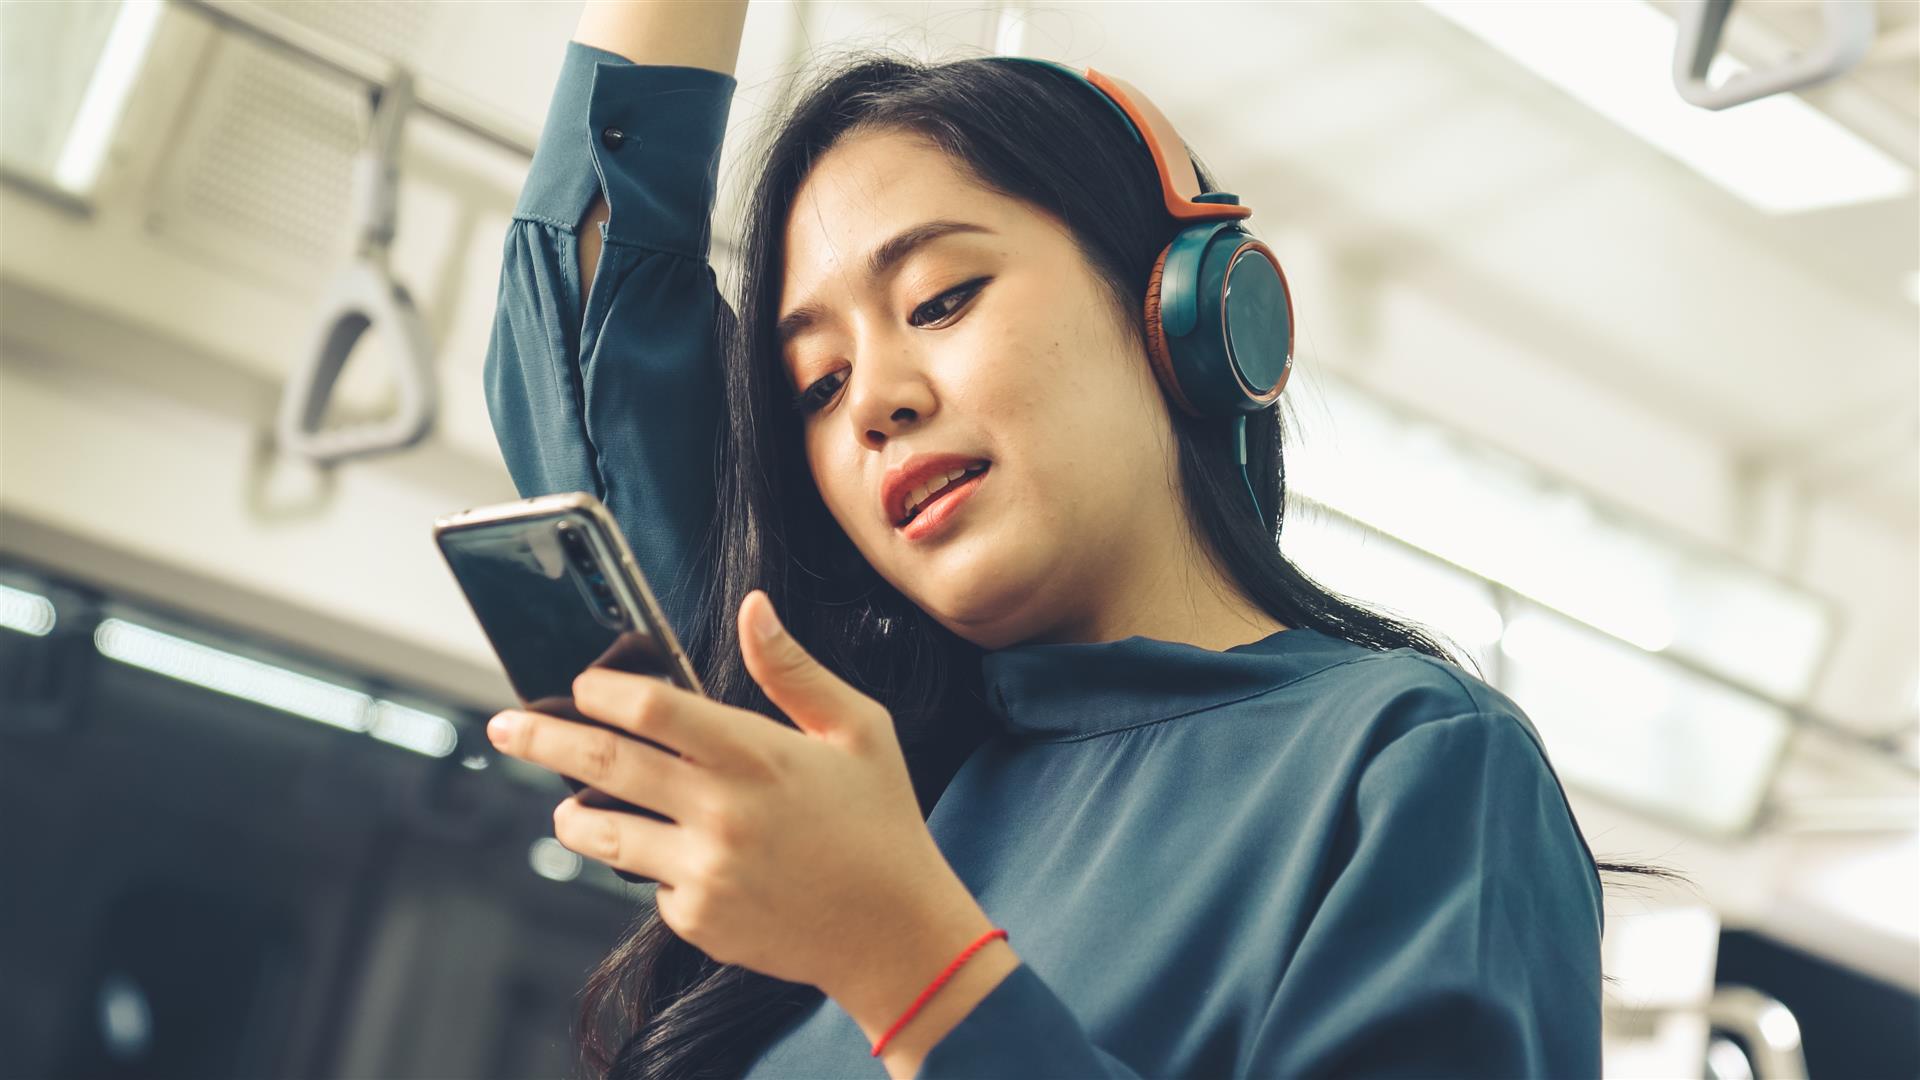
[483,2,1679,1077]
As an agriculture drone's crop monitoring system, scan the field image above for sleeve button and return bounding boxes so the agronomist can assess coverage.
[600,125,625,149]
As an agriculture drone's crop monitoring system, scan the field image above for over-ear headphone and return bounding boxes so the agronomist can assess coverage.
[986,57,1295,528]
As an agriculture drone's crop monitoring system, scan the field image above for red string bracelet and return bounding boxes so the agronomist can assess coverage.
[869,927,1010,1058]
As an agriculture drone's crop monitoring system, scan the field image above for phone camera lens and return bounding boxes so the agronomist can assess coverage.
[603,602,622,621]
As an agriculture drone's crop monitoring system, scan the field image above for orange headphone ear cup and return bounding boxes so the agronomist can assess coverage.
[1142,244,1202,417]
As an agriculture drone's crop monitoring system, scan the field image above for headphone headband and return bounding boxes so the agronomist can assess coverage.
[985,57,1252,225]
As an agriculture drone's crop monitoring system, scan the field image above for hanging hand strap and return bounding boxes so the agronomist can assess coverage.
[276,67,438,465]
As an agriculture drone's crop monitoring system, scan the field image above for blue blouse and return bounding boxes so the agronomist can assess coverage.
[486,40,1606,1079]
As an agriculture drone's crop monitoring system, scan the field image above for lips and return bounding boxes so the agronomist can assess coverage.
[903,463,989,521]
[897,465,986,540]
[882,452,991,526]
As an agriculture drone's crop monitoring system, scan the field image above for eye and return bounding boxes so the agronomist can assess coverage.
[908,276,989,328]
[789,369,844,415]
[789,277,990,417]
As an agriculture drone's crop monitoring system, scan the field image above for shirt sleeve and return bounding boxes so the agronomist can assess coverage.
[482,40,736,649]
[918,710,1604,1079]
[1249,709,1605,1077]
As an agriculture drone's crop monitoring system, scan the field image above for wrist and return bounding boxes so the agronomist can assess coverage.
[872,933,1020,1076]
[822,881,1003,1038]
[573,0,748,75]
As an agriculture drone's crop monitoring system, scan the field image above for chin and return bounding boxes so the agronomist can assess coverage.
[914,572,1041,647]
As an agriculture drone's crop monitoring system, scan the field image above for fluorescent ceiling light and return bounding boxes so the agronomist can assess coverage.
[1421,0,1914,214]
[368,700,460,759]
[0,582,57,636]
[55,0,165,194]
[94,615,461,757]
[96,617,373,731]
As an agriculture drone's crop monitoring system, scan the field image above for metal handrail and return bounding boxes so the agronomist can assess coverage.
[1672,0,1878,110]
[167,0,542,464]
[1705,984,1810,1078]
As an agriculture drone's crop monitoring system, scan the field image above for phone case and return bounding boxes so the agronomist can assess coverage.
[432,492,706,886]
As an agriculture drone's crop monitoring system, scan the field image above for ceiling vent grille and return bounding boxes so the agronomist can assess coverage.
[144,1,438,289]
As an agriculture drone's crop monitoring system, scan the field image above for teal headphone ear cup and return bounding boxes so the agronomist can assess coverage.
[1145,222,1292,532]
[1218,238,1293,406]
[1148,222,1293,419]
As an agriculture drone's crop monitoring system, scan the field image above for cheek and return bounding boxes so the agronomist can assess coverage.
[991,322,1165,504]
[983,293,1137,434]
[805,435,873,537]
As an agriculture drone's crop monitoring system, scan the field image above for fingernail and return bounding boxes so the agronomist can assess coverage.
[752,593,782,642]
[488,711,521,745]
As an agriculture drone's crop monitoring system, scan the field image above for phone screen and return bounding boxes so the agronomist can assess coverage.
[435,505,692,885]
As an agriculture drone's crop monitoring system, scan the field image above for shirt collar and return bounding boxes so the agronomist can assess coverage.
[981,626,1359,741]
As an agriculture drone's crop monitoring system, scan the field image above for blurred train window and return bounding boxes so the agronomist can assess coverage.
[1288,376,1834,702]
[1282,374,1825,834]
[0,561,641,1078]
[1285,505,1796,835]
[0,0,163,196]
[1498,603,1794,835]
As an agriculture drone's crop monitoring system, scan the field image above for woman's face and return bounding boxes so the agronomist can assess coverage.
[777,126,1200,650]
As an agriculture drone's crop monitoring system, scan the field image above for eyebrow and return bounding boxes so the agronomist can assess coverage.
[776,220,995,352]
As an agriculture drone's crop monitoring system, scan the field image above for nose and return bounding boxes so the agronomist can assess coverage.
[844,339,937,450]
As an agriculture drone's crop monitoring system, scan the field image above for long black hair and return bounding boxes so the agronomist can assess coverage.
[573,48,1686,1080]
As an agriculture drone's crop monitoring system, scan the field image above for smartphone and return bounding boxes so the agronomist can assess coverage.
[433,492,703,885]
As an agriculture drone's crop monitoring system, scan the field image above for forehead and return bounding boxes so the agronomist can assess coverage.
[782,128,1009,289]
